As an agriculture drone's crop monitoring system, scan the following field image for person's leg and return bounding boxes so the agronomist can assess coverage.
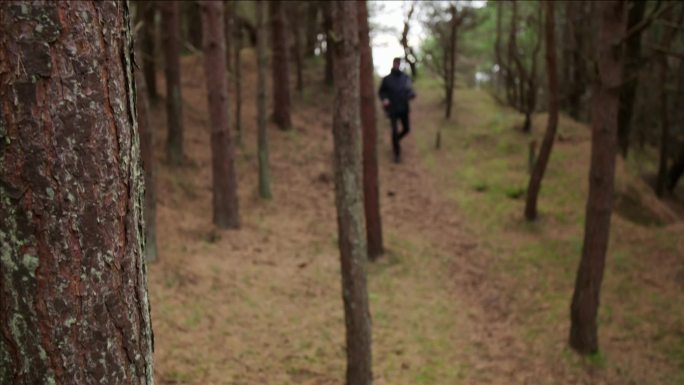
[398,111,411,140]
[390,114,400,162]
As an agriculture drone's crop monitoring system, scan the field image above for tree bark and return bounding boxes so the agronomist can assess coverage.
[445,5,458,120]
[140,1,159,104]
[523,5,543,133]
[234,12,243,147]
[331,2,373,384]
[508,0,520,111]
[668,147,684,191]
[656,59,669,197]
[305,1,319,58]
[291,4,305,96]
[256,0,273,200]
[525,1,559,221]
[323,1,334,87]
[161,1,184,165]
[200,1,240,229]
[224,0,234,74]
[0,2,154,383]
[567,2,589,120]
[185,0,202,50]
[270,0,292,130]
[617,0,646,158]
[569,0,626,355]
[135,41,158,262]
[655,8,682,197]
[358,0,384,260]
[495,1,503,95]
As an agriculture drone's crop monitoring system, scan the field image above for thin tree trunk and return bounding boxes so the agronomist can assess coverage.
[225,0,234,74]
[256,0,273,199]
[617,0,646,158]
[655,7,683,197]
[331,2,373,384]
[668,59,684,191]
[305,1,319,58]
[560,1,573,111]
[200,1,240,229]
[358,0,384,260]
[234,19,243,147]
[141,1,159,103]
[446,5,457,120]
[293,5,305,96]
[569,0,626,355]
[323,2,334,86]
[186,0,202,49]
[522,5,542,134]
[668,148,684,191]
[656,57,669,197]
[0,2,154,383]
[495,1,503,95]
[508,0,519,110]
[270,0,292,130]
[525,1,559,221]
[135,40,158,262]
[568,2,588,120]
[161,1,184,165]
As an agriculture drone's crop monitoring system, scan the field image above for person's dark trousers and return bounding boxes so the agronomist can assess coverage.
[390,110,410,162]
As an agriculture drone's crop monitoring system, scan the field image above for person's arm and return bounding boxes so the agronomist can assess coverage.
[378,77,390,107]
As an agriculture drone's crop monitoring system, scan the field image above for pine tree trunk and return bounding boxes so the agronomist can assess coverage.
[256,0,273,200]
[292,6,305,96]
[323,2,334,87]
[358,0,384,261]
[446,6,457,120]
[656,56,669,198]
[185,0,202,50]
[305,2,319,58]
[0,2,154,383]
[135,42,158,262]
[161,1,184,165]
[655,8,682,197]
[270,0,292,130]
[495,1,503,95]
[668,148,684,191]
[331,2,373,384]
[200,1,240,229]
[569,0,626,355]
[617,0,646,158]
[225,1,234,74]
[560,1,573,111]
[525,1,559,221]
[234,20,243,147]
[140,1,159,103]
[567,3,588,120]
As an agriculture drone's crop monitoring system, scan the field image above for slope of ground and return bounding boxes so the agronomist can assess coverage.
[145,52,683,385]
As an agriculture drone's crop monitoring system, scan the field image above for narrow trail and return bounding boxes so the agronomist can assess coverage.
[376,101,558,385]
[147,54,619,385]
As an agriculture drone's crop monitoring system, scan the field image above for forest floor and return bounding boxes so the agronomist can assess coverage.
[146,52,684,385]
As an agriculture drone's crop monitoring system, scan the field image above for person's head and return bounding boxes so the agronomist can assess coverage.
[392,57,402,70]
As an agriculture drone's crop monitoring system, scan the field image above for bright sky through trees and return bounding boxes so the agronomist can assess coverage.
[370,0,485,75]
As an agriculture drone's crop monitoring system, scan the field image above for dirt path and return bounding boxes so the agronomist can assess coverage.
[376,103,558,385]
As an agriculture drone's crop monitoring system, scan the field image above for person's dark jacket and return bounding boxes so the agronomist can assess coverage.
[378,68,416,116]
